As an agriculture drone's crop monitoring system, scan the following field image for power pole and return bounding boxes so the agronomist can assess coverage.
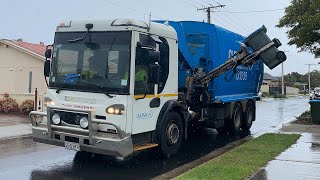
[197,5,225,24]
[281,63,285,95]
[305,64,316,94]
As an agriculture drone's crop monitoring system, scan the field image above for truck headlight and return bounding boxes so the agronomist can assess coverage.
[44,97,55,107]
[79,117,89,129]
[52,114,61,125]
[106,104,125,115]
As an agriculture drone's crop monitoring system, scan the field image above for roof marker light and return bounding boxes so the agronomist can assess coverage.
[111,18,149,29]
[57,21,72,28]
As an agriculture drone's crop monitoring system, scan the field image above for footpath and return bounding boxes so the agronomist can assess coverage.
[0,114,31,140]
[251,123,320,180]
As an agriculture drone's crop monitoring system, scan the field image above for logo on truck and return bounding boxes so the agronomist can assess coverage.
[229,49,250,81]
[137,111,153,119]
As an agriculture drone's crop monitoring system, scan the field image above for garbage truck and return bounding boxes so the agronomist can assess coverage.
[30,18,286,158]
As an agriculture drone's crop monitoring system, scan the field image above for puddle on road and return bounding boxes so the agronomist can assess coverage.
[0,97,312,180]
[252,160,320,180]
[0,130,251,180]
[252,133,320,180]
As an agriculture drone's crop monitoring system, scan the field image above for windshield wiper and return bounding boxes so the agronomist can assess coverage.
[76,82,115,98]
[68,31,88,43]
[56,84,68,94]
[56,82,114,98]
[68,23,93,43]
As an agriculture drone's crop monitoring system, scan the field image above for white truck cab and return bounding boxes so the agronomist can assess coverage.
[30,19,180,157]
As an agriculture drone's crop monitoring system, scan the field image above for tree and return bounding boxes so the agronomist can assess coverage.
[277,0,320,57]
[300,70,320,89]
[284,72,303,83]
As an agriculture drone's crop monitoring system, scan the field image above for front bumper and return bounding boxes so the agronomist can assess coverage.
[29,107,133,157]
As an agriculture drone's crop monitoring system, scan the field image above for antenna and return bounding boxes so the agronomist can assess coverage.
[148,12,151,31]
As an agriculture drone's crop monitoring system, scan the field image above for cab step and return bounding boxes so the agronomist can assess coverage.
[133,143,159,151]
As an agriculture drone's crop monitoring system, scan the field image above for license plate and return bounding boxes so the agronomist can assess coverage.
[64,141,80,151]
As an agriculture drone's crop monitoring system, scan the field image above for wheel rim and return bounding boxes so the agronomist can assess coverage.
[234,108,241,128]
[166,120,180,146]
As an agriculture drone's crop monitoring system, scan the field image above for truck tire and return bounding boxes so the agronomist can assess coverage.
[242,101,255,130]
[230,103,243,133]
[160,111,183,158]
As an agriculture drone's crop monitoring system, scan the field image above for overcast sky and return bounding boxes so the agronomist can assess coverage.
[0,0,318,76]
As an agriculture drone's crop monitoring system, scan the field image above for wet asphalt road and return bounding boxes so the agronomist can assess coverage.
[0,96,309,180]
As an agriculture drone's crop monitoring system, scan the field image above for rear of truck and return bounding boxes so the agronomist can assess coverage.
[156,21,263,103]
[155,21,264,133]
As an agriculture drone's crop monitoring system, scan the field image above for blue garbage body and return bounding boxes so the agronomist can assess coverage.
[156,21,264,103]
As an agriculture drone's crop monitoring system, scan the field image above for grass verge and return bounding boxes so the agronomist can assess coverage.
[292,110,312,125]
[175,133,300,180]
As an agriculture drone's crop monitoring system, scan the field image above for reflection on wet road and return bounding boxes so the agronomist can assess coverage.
[0,96,310,180]
[252,133,320,180]
[252,96,309,135]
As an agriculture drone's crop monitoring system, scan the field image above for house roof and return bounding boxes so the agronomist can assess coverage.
[0,39,46,60]
[263,73,278,81]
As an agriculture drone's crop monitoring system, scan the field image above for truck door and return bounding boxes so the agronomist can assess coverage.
[131,33,170,134]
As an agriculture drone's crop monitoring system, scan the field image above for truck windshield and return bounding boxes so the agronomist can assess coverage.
[50,31,131,94]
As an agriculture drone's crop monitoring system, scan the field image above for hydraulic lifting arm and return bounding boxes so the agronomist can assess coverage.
[198,39,285,86]
[185,26,287,107]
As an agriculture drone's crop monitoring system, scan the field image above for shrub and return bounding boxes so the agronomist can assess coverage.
[274,94,287,98]
[261,92,270,97]
[3,93,9,98]
[0,97,19,113]
[19,100,34,114]
[0,93,19,113]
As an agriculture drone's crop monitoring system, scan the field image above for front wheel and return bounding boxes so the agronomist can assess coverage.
[160,111,183,158]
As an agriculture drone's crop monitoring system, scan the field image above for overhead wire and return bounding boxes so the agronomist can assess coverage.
[178,0,199,9]
[194,0,251,35]
[212,3,252,34]
[212,8,249,35]
[102,0,259,35]
[212,0,255,32]
[225,8,286,14]
[102,0,166,20]
[186,0,206,7]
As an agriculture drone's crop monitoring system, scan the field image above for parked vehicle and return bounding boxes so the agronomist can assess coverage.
[30,19,285,158]
[310,87,320,100]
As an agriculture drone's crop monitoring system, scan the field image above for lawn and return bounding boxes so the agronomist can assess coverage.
[176,133,300,180]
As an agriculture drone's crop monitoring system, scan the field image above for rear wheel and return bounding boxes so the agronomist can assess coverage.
[230,103,243,133]
[160,111,183,158]
[242,101,255,130]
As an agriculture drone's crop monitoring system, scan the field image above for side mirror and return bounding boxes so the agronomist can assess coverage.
[44,60,51,77]
[148,64,160,84]
[45,49,52,59]
[149,51,160,63]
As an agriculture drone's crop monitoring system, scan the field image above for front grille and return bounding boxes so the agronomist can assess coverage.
[53,111,88,126]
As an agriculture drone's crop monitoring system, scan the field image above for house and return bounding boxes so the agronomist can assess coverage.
[261,73,279,93]
[261,73,300,95]
[0,39,46,103]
